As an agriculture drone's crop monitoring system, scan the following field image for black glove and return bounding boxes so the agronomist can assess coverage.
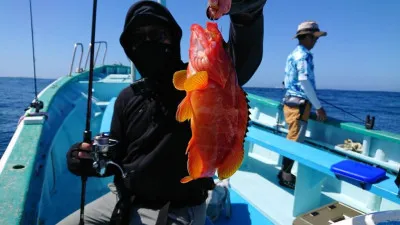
[230,0,267,15]
[66,142,99,177]
[206,0,267,24]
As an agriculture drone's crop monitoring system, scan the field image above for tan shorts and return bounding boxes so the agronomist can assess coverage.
[283,102,311,142]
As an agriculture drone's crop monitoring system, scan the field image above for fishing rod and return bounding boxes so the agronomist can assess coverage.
[26,0,45,116]
[28,0,38,103]
[319,98,365,122]
[319,98,376,130]
[280,82,375,130]
[80,0,98,224]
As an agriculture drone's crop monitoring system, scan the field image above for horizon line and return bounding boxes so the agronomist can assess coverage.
[0,76,398,93]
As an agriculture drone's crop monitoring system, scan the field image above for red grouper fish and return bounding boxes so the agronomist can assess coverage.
[172,22,249,184]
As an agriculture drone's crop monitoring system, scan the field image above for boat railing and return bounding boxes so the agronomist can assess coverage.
[253,117,400,175]
[245,123,400,216]
[248,95,400,176]
[84,41,108,70]
[68,42,84,76]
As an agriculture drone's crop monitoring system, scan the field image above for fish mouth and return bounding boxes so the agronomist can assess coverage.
[192,27,220,74]
[192,32,209,71]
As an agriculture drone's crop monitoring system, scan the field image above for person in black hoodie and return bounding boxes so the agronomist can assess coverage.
[59,0,266,224]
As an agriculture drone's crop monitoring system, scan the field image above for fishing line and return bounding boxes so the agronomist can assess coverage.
[319,98,377,130]
[319,98,365,123]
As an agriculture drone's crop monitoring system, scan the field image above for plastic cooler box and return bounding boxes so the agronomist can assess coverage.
[330,160,386,188]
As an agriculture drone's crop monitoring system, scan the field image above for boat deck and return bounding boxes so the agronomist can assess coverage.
[99,97,400,225]
[0,67,399,225]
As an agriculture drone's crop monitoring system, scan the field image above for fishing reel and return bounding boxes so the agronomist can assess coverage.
[365,115,375,130]
[91,133,126,178]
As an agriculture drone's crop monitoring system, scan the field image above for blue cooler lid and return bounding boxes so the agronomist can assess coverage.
[331,160,386,184]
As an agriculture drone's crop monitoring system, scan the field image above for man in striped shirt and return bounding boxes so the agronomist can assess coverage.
[279,21,328,189]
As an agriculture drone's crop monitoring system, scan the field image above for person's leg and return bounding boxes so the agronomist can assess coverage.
[128,202,207,225]
[279,103,311,188]
[281,104,301,173]
[281,157,295,174]
[56,184,118,225]
[297,102,311,143]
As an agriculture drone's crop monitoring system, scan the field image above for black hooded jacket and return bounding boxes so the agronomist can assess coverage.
[109,0,266,208]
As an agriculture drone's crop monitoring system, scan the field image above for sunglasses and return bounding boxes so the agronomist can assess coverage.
[131,27,172,47]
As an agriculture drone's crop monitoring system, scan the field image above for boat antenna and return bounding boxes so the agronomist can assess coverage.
[79,0,98,224]
[26,0,44,115]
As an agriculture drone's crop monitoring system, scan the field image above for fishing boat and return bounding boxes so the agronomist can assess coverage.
[0,0,399,224]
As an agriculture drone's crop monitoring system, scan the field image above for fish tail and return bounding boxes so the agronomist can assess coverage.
[176,96,193,122]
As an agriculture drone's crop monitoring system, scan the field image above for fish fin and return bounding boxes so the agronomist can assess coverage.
[186,138,195,154]
[238,88,250,138]
[217,146,244,180]
[173,70,188,91]
[180,144,203,184]
[180,176,193,183]
[176,96,193,122]
[184,71,208,92]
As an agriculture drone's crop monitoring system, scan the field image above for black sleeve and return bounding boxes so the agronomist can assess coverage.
[226,0,267,86]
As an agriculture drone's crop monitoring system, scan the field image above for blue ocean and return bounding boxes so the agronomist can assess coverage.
[0,77,399,157]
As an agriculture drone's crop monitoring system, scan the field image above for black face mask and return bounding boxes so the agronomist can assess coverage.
[130,41,180,83]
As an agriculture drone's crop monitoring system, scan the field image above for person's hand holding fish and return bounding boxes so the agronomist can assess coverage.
[207,0,232,20]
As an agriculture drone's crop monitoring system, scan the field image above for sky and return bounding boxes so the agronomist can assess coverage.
[0,0,399,92]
